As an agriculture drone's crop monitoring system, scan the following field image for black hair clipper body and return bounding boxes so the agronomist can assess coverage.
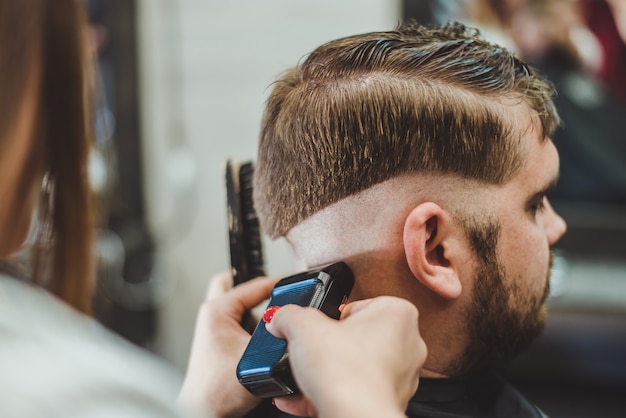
[237,262,354,398]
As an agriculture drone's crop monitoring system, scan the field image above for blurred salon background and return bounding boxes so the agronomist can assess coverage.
[84,1,624,417]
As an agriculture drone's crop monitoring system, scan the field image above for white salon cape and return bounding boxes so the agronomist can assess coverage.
[0,274,187,418]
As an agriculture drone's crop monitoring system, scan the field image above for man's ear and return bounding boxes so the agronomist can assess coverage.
[403,202,462,300]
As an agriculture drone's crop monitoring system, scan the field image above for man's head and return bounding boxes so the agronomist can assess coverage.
[255,22,558,238]
[254,22,566,376]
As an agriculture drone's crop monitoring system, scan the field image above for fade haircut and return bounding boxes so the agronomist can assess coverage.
[254,22,559,238]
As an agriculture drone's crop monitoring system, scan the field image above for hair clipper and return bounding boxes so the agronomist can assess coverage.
[237,262,354,398]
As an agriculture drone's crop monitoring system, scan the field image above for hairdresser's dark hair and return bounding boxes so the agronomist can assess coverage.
[0,0,94,313]
[254,22,559,238]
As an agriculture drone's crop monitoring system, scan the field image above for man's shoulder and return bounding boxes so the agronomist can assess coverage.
[406,370,546,418]
[250,370,548,418]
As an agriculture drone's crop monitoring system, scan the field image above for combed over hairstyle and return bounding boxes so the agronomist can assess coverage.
[0,0,94,314]
[254,22,560,238]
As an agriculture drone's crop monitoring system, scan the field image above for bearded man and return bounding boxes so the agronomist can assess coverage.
[249,21,567,418]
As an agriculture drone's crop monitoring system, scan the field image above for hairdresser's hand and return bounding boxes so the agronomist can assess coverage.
[266,296,426,418]
[177,272,279,418]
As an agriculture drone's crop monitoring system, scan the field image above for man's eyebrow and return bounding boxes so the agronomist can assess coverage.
[529,176,559,202]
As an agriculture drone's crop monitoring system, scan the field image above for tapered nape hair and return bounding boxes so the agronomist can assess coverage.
[0,0,94,314]
[254,22,560,238]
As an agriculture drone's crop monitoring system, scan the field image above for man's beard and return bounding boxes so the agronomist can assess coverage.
[448,221,552,376]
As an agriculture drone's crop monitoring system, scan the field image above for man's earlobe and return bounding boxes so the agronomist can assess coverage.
[403,202,462,300]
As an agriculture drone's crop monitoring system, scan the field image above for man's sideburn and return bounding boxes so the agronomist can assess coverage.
[448,220,550,376]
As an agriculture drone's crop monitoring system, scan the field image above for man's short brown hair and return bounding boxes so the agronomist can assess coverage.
[254,22,559,238]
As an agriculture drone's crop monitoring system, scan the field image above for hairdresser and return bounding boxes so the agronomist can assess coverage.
[0,1,425,417]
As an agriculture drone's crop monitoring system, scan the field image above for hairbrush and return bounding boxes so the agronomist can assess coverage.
[226,159,275,416]
[226,159,265,285]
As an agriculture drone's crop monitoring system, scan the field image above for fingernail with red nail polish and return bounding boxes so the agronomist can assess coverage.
[263,306,280,323]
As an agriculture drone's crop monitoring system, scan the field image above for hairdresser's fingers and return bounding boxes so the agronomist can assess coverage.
[267,296,424,418]
[227,276,279,313]
[265,304,331,340]
[338,297,375,320]
[207,275,279,318]
[273,394,318,418]
[339,296,416,322]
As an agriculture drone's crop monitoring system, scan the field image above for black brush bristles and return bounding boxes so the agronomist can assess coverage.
[238,162,265,280]
[226,159,265,287]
